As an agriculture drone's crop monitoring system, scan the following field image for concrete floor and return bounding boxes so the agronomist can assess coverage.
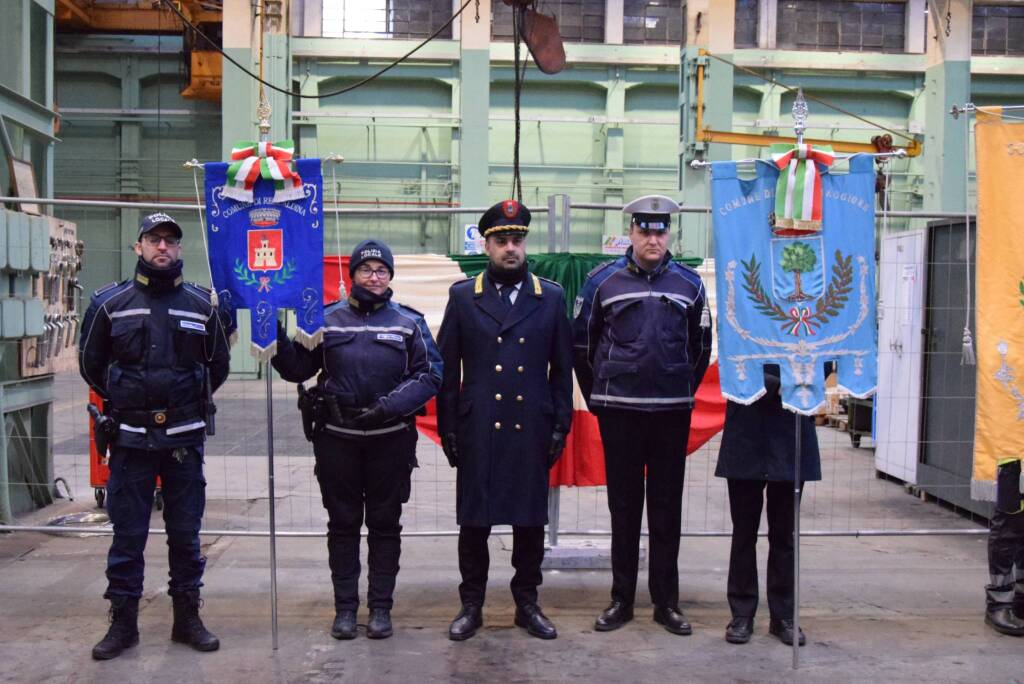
[1,372,1020,683]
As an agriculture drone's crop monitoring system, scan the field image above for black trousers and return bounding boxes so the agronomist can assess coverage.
[726,479,802,620]
[596,408,691,608]
[987,513,1024,609]
[313,425,416,611]
[458,525,545,608]
[105,446,206,599]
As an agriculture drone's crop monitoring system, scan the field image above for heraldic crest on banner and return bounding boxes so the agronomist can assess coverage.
[204,153,324,360]
[711,153,878,415]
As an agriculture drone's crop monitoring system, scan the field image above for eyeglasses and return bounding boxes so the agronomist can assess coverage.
[142,234,181,246]
[355,266,391,279]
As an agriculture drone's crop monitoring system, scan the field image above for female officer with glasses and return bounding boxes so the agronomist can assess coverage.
[273,239,442,640]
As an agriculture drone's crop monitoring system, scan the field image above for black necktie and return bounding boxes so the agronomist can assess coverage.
[500,284,515,309]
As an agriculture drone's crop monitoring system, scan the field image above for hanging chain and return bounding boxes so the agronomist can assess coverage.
[511,4,525,203]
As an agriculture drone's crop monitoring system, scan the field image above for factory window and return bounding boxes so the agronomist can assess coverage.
[777,1,906,53]
[623,0,684,45]
[735,0,759,48]
[492,0,606,43]
[972,4,1024,56]
[322,0,454,40]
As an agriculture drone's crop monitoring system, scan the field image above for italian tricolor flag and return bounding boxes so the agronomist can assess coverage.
[324,253,724,487]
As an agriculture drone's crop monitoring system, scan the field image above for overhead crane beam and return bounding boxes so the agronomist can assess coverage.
[54,1,220,34]
[694,50,923,157]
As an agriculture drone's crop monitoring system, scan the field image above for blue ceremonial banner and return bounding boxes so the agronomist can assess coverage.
[204,157,325,360]
[710,153,877,415]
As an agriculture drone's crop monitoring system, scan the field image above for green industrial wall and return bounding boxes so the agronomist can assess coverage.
[51,33,1024,288]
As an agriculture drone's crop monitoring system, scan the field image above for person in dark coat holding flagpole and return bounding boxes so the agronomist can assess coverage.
[437,199,574,641]
[715,364,821,647]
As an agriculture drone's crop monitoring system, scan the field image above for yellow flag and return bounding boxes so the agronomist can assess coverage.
[973,107,1024,501]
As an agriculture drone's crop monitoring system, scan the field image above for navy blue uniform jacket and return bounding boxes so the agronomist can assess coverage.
[572,249,712,412]
[79,278,232,450]
[437,271,573,527]
[272,298,442,432]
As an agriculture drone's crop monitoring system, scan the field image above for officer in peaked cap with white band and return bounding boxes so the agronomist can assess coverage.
[437,199,574,641]
[572,194,712,636]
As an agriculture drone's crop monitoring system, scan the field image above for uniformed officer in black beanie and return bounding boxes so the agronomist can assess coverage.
[437,200,574,641]
[80,212,232,660]
[273,238,442,640]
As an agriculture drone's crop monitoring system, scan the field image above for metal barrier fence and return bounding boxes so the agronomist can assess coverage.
[0,194,989,540]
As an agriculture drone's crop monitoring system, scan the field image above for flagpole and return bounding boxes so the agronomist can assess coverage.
[790,89,808,671]
[254,0,280,651]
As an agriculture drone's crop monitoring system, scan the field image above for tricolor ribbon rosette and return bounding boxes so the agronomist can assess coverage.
[222,139,305,204]
[770,143,835,234]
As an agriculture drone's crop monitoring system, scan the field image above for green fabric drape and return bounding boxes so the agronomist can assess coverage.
[450,253,704,317]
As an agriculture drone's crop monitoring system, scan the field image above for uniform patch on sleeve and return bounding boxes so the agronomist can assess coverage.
[376,332,404,342]
[179,320,206,332]
[573,295,584,319]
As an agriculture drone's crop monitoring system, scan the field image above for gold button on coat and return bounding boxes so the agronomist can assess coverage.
[519,337,525,344]
[516,395,523,402]
[497,336,503,343]
[495,364,503,372]
[495,393,502,401]
[515,424,522,431]
[517,366,524,373]
[494,422,502,430]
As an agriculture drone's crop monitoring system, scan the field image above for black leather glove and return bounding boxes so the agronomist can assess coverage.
[441,432,459,468]
[350,401,389,429]
[547,430,567,468]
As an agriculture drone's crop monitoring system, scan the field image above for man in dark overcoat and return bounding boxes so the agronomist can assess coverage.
[437,199,573,641]
[715,365,821,647]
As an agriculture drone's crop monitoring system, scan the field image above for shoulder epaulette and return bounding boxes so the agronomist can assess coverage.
[395,302,426,318]
[93,281,123,297]
[450,275,475,290]
[535,275,563,290]
[671,260,701,275]
[586,259,619,279]
[185,281,213,294]
[669,261,704,285]
[324,300,348,315]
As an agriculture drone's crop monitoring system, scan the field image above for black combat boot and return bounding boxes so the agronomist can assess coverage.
[366,608,393,639]
[92,596,140,660]
[171,590,221,651]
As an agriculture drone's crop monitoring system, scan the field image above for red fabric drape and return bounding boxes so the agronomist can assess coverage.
[321,256,726,487]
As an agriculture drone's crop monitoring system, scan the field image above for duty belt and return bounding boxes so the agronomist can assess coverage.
[112,401,203,427]
[323,420,411,437]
